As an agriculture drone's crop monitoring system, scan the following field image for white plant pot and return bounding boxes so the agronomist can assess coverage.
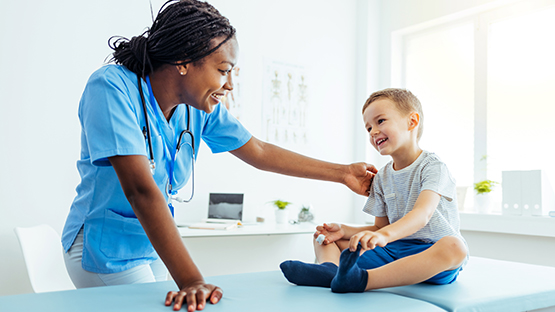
[475,193,492,214]
[275,209,288,224]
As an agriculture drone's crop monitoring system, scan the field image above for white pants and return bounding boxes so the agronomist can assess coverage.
[64,228,168,288]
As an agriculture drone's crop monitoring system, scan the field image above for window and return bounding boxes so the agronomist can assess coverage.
[391,0,555,213]
[487,5,555,201]
[404,22,475,190]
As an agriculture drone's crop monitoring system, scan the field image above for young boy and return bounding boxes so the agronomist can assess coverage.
[280,88,468,293]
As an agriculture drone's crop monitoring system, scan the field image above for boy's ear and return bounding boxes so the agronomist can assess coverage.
[408,112,420,132]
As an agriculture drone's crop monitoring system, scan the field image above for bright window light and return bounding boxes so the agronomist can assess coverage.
[487,6,555,190]
[404,22,475,188]
[393,1,555,214]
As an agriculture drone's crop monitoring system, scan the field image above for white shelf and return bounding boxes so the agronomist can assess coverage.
[460,212,555,238]
[178,222,316,238]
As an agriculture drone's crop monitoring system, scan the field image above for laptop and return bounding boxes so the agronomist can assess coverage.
[205,193,244,223]
[186,193,244,229]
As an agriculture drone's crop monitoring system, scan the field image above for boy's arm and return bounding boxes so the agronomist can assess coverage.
[315,217,390,244]
[379,190,439,241]
[348,190,440,251]
[340,217,390,238]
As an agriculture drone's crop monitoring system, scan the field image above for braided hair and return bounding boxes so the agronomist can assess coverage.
[109,0,236,77]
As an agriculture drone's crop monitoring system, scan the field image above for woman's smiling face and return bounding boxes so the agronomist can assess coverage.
[177,36,238,113]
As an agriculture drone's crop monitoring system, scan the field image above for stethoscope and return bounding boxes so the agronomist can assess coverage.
[137,74,195,207]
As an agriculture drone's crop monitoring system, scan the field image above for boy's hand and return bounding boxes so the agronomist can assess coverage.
[343,163,378,196]
[349,230,388,252]
[314,223,344,245]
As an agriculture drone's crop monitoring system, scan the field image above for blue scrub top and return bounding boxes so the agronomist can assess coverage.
[62,65,251,274]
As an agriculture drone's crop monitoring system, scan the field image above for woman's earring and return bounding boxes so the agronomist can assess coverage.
[176,65,187,76]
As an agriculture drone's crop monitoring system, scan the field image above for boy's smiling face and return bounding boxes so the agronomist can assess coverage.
[363,98,416,157]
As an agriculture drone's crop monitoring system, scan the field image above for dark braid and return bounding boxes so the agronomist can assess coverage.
[108,0,236,77]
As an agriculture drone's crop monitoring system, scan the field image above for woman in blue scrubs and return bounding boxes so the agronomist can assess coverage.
[61,1,377,311]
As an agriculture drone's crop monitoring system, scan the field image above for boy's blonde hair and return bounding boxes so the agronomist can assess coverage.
[362,88,424,140]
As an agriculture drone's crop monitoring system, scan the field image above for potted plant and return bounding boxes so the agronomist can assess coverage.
[474,180,498,213]
[270,200,291,224]
[297,204,314,222]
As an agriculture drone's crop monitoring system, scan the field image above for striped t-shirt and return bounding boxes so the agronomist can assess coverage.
[363,151,465,244]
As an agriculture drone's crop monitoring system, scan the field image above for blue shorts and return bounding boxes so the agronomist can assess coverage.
[356,239,462,285]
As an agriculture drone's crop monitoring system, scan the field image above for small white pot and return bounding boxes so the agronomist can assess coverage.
[474,193,492,214]
[275,209,288,224]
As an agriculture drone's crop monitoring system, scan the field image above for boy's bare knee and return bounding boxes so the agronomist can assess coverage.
[335,239,350,251]
[435,236,467,268]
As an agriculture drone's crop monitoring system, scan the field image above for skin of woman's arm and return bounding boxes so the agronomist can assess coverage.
[109,155,221,312]
[230,137,377,196]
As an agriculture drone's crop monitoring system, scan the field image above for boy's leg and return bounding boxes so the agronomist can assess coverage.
[365,236,466,289]
[280,237,348,287]
[315,237,349,265]
[331,236,467,293]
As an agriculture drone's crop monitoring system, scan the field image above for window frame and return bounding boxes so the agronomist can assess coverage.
[390,0,555,189]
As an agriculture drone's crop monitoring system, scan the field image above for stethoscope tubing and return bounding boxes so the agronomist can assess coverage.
[137,75,156,174]
[136,74,195,203]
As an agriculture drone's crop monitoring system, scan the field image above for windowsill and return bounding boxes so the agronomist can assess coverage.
[459,211,555,238]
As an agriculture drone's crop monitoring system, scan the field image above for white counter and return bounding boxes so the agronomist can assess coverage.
[178,222,316,237]
[178,222,317,277]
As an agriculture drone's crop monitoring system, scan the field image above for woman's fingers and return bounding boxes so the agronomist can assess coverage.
[209,287,223,304]
[165,290,187,311]
[186,289,198,311]
[165,284,222,311]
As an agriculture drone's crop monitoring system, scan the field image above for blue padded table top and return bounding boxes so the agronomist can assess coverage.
[0,270,445,312]
[378,256,555,312]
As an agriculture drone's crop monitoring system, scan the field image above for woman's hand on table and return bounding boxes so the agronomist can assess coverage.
[165,281,222,311]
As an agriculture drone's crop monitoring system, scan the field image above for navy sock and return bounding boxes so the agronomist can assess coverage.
[330,244,368,293]
[280,261,338,288]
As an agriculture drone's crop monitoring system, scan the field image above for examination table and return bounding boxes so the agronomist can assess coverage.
[1,256,554,311]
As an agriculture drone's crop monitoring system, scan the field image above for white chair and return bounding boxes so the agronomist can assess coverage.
[14,224,75,293]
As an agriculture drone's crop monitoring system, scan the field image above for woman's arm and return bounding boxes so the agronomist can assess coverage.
[109,155,220,312]
[230,137,377,196]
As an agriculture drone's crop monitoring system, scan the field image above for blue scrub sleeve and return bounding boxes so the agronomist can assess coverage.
[201,103,252,154]
[79,67,147,166]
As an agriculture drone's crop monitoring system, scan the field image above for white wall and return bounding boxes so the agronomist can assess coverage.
[172,0,367,226]
[0,0,368,296]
